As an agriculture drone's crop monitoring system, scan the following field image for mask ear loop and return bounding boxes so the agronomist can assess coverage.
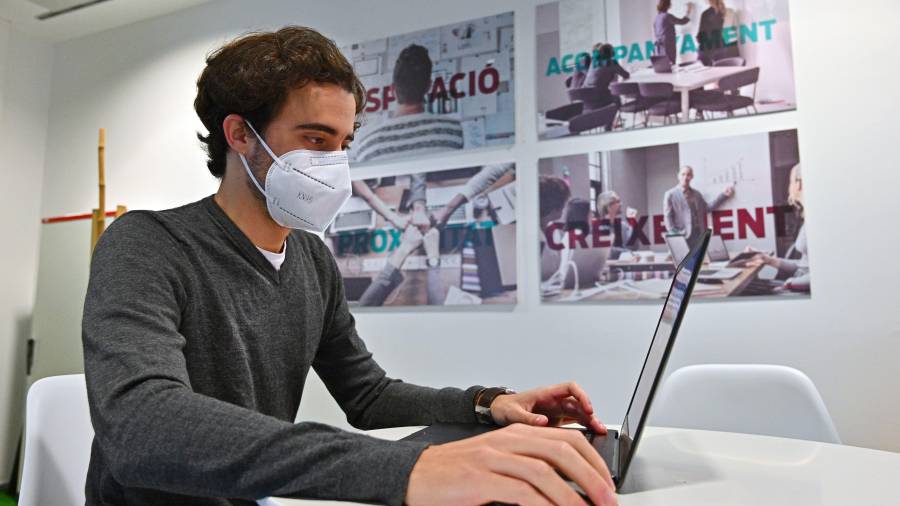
[243,120,282,167]
[239,119,282,199]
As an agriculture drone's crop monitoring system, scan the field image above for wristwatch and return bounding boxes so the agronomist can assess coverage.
[426,257,441,268]
[474,387,516,425]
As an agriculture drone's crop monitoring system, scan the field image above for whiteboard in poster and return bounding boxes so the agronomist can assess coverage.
[678,132,777,252]
[347,37,388,60]
[440,16,500,60]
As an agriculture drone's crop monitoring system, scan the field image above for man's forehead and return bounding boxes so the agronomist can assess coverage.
[281,83,357,135]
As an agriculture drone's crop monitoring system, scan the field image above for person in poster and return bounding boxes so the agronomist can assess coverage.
[352,44,464,163]
[746,163,809,292]
[663,165,735,248]
[348,12,515,163]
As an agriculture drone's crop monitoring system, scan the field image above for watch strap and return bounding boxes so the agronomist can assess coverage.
[474,386,515,425]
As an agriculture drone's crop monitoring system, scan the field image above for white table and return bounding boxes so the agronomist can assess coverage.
[274,425,900,505]
[623,65,749,123]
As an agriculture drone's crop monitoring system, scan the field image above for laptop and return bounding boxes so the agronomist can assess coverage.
[665,233,741,281]
[403,230,712,493]
[706,234,757,268]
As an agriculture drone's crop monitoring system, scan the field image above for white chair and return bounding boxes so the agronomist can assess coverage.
[19,373,283,506]
[19,374,94,506]
[652,364,841,444]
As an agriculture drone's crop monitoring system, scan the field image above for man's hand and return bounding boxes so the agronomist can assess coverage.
[747,252,779,269]
[406,423,617,506]
[723,185,735,198]
[423,227,440,264]
[389,213,411,231]
[491,382,607,434]
[411,201,432,232]
[386,226,424,270]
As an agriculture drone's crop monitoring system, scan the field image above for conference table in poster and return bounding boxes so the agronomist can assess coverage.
[622,65,752,123]
[274,426,900,505]
[543,253,780,302]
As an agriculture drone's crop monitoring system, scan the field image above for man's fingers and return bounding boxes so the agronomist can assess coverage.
[536,426,616,492]
[560,397,607,433]
[509,405,549,426]
[545,382,594,415]
[498,426,617,504]
[486,453,585,506]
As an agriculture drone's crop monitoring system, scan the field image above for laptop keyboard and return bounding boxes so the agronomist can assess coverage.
[582,429,619,474]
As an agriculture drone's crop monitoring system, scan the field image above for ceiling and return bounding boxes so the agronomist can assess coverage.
[0,0,213,43]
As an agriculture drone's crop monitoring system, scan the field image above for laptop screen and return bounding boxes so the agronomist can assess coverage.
[617,231,707,481]
[707,234,730,262]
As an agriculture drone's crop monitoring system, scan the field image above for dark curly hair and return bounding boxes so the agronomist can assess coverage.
[392,44,432,105]
[194,26,366,178]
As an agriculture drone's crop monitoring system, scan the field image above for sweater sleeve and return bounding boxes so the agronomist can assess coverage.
[82,213,430,506]
[312,238,483,430]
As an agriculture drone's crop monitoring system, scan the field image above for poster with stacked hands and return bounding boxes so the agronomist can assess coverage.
[328,163,517,307]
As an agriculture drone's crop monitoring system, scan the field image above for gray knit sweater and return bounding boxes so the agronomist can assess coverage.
[82,196,481,505]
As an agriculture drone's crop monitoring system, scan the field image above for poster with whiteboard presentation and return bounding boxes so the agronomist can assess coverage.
[538,129,810,303]
[343,12,515,165]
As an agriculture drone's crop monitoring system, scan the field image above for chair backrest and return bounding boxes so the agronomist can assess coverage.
[567,86,614,111]
[568,102,618,134]
[652,364,841,444]
[19,374,94,506]
[609,81,639,98]
[718,67,760,95]
[713,56,745,67]
[19,374,282,506]
[637,82,674,99]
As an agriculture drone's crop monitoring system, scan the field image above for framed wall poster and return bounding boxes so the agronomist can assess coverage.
[329,163,517,307]
[538,130,809,303]
[535,0,796,139]
[344,12,515,165]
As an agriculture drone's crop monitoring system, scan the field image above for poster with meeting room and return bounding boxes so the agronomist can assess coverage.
[535,0,796,139]
[327,163,517,307]
[538,129,810,303]
[342,11,515,164]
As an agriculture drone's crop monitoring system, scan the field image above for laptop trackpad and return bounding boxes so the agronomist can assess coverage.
[401,423,499,444]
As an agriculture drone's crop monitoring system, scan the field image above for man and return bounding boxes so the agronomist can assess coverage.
[82,27,617,506]
[663,165,735,247]
[351,43,464,164]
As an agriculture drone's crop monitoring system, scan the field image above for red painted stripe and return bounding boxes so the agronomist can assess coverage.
[42,210,119,224]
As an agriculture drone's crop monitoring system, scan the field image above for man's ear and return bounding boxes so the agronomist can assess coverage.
[223,114,253,156]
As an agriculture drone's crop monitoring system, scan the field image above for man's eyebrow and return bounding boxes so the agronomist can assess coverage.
[295,123,354,141]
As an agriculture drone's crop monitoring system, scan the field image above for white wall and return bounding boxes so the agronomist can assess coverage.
[0,23,53,483]
[28,0,900,458]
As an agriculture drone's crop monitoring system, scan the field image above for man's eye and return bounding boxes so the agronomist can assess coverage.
[307,137,325,145]
[342,144,352,151]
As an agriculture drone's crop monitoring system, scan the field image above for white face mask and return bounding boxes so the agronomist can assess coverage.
[239,120,352,233]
